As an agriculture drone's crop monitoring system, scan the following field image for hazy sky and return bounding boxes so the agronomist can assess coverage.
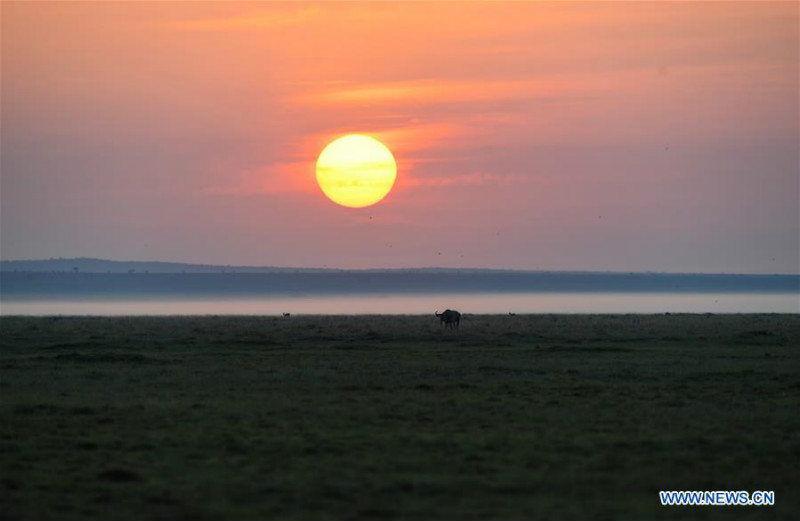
[2,2,798,273]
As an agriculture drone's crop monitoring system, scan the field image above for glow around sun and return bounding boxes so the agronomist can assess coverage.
[315,134,397,208]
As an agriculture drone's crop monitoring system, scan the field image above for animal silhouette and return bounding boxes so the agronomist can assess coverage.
[435,309,461,329]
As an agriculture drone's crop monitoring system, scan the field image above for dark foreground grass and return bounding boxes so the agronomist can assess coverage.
[1,314,798,520]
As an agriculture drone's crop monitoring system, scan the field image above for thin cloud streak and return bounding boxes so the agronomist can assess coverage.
[167,7,323,31]
[293,78,582,106]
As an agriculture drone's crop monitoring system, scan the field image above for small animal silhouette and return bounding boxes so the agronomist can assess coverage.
[282,313,291,317]
[435,309,461,329]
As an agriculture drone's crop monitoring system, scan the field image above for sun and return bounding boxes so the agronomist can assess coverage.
[315,134,397,208]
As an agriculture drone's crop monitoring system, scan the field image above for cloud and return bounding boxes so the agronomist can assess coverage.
[167,7,322,31]
[405,171,532,188]
[293,78,577,106]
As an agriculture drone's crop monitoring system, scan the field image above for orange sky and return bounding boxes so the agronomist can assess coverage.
[2,2,798,272]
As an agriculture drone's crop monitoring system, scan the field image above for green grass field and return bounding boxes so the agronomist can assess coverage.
[1,314,798,520]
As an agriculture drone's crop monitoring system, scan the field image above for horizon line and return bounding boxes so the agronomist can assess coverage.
[1,257,798,278]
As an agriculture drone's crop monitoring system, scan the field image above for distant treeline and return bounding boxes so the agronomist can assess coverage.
[1,270,797,300]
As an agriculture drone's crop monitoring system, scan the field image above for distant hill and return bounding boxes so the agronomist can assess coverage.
[0,258,510,275]
[0,259,797,299]
[0,258,337,274]
[0,257,798,278]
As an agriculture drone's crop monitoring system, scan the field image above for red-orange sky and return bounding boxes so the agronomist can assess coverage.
[2,2,798,272]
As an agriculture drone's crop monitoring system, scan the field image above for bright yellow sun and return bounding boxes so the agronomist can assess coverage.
[316,134,397,208]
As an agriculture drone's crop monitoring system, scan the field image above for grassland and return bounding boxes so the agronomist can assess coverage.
[1,314,798,520]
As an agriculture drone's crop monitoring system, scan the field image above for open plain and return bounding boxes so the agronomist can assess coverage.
[1,314,798,520]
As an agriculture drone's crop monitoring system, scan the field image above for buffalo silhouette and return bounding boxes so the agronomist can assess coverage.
[435,309,461,329]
